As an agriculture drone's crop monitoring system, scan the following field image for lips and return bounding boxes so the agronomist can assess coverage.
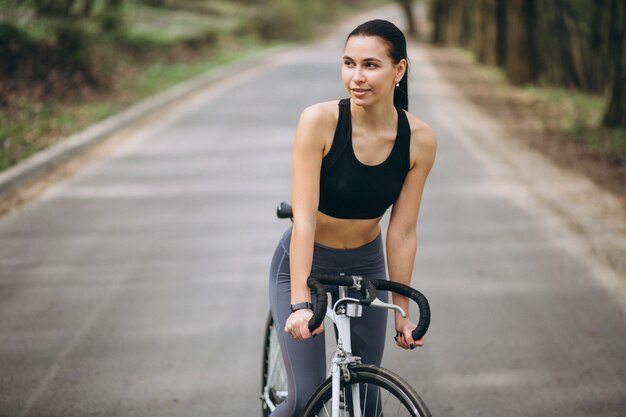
[352,88,370,96]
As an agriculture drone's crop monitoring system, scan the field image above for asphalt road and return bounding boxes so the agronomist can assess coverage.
[1,7,625,417]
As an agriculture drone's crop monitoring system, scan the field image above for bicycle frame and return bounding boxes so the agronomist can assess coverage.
[326,282,407,417]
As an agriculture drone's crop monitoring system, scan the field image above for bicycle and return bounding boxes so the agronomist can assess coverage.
[261,202,432,417]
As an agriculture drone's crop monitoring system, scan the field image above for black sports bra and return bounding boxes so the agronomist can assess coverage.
[318,99,411,219]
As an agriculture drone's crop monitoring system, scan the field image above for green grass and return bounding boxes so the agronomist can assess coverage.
[455,42,625,160]
[522,85,626,154]
[0,38,271,171]
[121,38,274,97]
[0,0,388,172]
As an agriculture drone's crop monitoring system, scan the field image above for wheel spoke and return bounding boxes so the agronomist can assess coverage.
[374,383,380,417]
[377,390,390,417]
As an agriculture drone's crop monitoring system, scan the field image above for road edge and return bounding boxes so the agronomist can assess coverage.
[0,43,290,201]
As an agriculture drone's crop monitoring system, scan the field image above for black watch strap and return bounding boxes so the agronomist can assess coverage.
[290,301,314,313]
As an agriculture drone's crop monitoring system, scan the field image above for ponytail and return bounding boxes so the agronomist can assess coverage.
[394,68,409,111]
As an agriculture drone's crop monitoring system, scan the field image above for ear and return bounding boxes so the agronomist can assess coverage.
[395,58,407,83]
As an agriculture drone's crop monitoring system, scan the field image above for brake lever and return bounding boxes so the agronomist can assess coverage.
[369,298,407,317]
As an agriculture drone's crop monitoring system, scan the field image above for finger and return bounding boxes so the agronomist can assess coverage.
[312,323,324,337]
[301,328,312,340]
[289,327,298,340]
[403,329,416,350]
[395,331,408,350]
[394,337,407,349]
[286,319,298,339]
[294,326,303,340]
[398,331,408,349]
[288,319,301,340]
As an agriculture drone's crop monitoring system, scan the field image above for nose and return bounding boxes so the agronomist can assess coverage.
[352,66,366,83]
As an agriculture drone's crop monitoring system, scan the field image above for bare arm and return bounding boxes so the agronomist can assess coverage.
[387,117,437,349]
[285,103,335,340]
[289,107,325,305]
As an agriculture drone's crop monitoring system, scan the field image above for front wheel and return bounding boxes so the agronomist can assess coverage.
[301,364,431,417]
[261,311,288,416]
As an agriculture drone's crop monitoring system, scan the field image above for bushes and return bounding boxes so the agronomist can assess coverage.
[237,0,354,41]
[245,4,304,40]
[0,21,97,97]
[0,23,31,77]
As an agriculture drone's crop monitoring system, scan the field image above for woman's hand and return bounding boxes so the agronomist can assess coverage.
[285,309,324,341]
[394,316,424,350]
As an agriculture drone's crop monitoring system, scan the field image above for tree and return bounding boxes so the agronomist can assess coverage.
[397,0,417,37]
[602,0,626,127]
[33,0,77,17]
[504,0,537,84]
[473,0,504,66]
[430,0,448,44]
[101,0,125,32]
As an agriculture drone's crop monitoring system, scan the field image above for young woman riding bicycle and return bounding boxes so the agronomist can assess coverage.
[268,19,437,417]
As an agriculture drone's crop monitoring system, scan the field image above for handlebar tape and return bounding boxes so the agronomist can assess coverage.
[307,273,354,333]
[306,274,431,341]
[370,279,431,341]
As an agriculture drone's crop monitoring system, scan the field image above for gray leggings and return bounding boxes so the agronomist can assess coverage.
[268,226,389,417]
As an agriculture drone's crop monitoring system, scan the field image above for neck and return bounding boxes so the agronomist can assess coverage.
[350,97,396,128]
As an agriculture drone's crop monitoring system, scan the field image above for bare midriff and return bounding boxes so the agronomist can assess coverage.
[314,211,383,249]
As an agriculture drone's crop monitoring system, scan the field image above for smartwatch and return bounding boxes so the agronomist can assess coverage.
[290,302,314,313]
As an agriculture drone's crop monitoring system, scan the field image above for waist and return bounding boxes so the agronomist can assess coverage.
[314,210,382,249]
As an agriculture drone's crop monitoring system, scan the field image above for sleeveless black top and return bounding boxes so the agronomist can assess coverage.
[318,98,411,219]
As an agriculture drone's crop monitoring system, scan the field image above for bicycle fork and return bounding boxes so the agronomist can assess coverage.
[330,349,363,417]
[329,286,363,417]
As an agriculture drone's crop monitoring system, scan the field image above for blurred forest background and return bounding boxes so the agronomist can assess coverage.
[0,0,624,195]
[0,0,386,171]
[429,0,625,195]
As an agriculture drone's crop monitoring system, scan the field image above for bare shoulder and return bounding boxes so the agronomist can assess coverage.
[404,111,437,167]
[299,100,339,127]
[404,111,437,151]
[295,101,340,152]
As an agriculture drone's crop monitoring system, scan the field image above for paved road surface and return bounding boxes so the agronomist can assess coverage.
[1,7,625,417]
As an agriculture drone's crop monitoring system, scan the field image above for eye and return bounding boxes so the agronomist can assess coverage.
[343,59,355,67]
[365,62,378,69]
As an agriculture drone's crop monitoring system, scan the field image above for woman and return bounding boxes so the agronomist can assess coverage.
[268,19,437,417]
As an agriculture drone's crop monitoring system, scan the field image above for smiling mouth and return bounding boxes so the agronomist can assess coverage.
[352,89,370,93]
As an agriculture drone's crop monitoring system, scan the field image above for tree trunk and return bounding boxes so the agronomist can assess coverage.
[79,0,95,17]
[495,0,506,67]
[505,0,536,84]
[398,0,417,36]
[446,0,463,44]
[34,0,76,16]
[459,0,473,47]
[474,0,498,65]
[555,0,581,88]
[602,0,626,127]
[431,0,447,44]
[101,0,125,32]
[588,0,611,93]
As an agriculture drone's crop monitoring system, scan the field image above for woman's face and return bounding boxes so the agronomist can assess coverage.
[342,35,406,106]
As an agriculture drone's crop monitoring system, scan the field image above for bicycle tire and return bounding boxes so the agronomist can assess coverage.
[261,311,288,416]
[301,364,431,417]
